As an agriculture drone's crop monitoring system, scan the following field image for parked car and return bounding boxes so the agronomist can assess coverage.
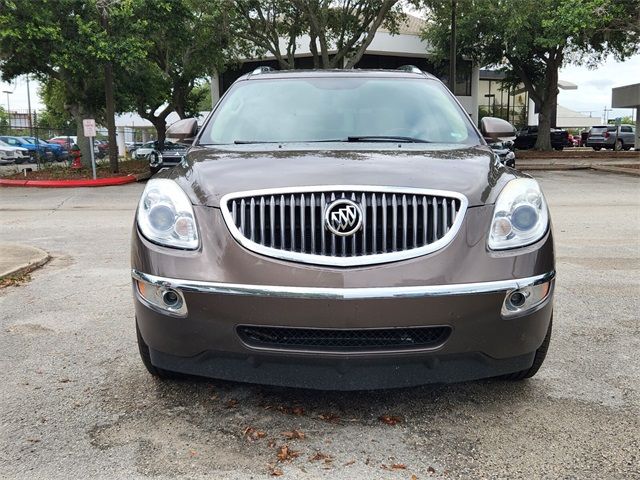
[132,68,555,390]
[126,141,143,155]
[488,140,516,167]
[513,126,570,151]
[0,139,30,164]
[94,139,109,158]
[586,125,636,151]
[0,135,53,161]
[48,135,77,150]
[48,135,102,156]
[22,136,68,161]
[134,140,189,174]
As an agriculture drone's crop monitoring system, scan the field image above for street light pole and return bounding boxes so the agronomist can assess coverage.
[26,75,33,137]
[2,90,12,129]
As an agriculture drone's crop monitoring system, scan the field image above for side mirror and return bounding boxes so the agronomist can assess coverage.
[480,117,516,142]
[166,118,199,142]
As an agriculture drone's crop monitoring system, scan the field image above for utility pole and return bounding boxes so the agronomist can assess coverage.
[449,0,457,93]
[2,90,12,129]
[100,4,118,173]
[26,75,33,137]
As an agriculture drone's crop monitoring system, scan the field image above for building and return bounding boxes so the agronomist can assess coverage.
[612,83,639,149]
[211,14,482,124]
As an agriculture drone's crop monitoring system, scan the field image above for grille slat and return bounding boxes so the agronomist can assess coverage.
[238,325,451,352]
[224,187,464,266]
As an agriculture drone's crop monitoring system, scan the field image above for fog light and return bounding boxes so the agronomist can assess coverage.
[508,291,526,307]
[162,289,181,308]
[502,280,552,317]
[135,279,187,316]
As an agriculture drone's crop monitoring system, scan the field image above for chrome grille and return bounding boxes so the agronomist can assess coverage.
[221,186,467,267]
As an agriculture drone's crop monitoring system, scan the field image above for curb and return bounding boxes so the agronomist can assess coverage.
[0,175,138,188]
[590,165,640,177]
[518,164,590,171]
[0,247,50,280]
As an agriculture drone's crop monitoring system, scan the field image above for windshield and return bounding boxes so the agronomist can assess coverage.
[199,77,480,145]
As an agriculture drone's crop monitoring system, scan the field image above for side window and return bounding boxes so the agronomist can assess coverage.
[620,126,631,133]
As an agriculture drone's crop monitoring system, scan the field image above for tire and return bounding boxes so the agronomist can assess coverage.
[593,146,601,151]
[136,320,182,379]
[614,139,623,151]
[502,316,552,380]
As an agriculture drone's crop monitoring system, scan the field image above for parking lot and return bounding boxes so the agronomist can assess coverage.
[1,170,639,479]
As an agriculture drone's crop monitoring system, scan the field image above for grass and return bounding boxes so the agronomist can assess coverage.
[0,272,32,289]
[3,159,149,180]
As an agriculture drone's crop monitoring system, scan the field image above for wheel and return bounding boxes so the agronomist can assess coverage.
[136,320,182,379]
[502,316,552,380]
[614,139,623,151]
[593,146,601,151]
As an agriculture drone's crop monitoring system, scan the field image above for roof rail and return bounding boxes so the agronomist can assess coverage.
[397,65,423,74]
[250,66,274,75]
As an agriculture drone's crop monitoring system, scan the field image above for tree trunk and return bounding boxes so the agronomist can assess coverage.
[152,119,167,146]
[70,105,92,167]
[533,58,559,151]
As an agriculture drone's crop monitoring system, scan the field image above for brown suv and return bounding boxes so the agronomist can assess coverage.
[131,68,555,390]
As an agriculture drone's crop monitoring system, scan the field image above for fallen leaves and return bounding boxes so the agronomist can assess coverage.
[381,463,407,471]
[282,429,305,440]
[318,412,340,423]
[267,464,284,476]
[427,466,437,473]
[264,404,305,416]
[378,414,402,426]
[0,272,31,289]
[225,398,238,409]
[276,444,300,462]
[243,427,267,442]
[309,451,333,463]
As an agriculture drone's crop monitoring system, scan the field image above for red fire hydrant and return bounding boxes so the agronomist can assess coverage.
[70,143,82,169]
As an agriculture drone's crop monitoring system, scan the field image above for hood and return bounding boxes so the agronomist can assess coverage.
[169,144,515,208]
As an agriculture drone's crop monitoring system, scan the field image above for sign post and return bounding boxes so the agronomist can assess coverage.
[82,119,97,180]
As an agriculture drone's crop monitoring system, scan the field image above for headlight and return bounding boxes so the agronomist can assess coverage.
[137,178,199,249]
[488,178,549,250]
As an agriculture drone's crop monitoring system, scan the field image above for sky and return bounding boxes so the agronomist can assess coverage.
[1,54,638,122]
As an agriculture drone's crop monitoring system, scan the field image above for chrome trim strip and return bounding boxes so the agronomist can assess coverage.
[219,185,469,267]
[132,270,555,301]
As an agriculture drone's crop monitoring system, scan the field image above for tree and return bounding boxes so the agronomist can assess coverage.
[0,0,147,167]
[230,1,407,69]
[422,0,640,150]
[122,0,228,144]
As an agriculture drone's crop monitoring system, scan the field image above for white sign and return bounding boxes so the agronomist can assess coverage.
[83,119,96,137]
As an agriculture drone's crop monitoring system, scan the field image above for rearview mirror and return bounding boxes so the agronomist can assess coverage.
[166,118,199,142]
[480,117,516,142]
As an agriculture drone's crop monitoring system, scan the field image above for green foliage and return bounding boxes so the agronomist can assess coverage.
[607,115,636,125]
[120,0,229,143]
[230,0,408,68]
[422,0,640,149]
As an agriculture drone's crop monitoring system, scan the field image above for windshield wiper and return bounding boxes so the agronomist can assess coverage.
[346,135,431,143]
[233,140,281,144]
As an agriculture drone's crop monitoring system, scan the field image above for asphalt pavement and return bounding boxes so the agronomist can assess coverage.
[0,170,639,479]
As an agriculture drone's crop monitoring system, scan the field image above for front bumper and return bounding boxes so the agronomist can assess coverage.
[133,269,554,389]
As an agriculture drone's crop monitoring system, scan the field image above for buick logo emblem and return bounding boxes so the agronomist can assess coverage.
[325,199,363,237]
